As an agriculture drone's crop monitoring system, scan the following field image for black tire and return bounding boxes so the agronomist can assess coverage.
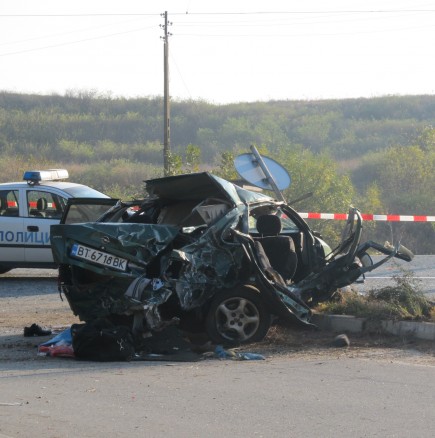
[205,285,271,346]
[0,266,11,275]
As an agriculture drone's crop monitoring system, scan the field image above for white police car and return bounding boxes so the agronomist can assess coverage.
[0,169,110,274]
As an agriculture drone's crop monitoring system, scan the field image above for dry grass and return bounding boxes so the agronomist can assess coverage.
[315,271,434,322]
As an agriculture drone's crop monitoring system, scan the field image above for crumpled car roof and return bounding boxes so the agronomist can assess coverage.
[145,172,273,205]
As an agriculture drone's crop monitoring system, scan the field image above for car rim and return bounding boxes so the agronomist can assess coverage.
[215,297,260,341]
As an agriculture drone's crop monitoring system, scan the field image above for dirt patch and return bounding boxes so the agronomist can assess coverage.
[248,325,435,365]
[0,274,79,362]
[1,272,435,365]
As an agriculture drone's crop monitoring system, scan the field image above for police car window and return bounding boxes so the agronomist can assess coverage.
[27,191,65,219]
[62,186,108,198]
[0,190,19,217]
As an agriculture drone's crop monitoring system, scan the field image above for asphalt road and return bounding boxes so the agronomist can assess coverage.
[1,257,435,437]
[353,255,435,299]
[1,355,435,437]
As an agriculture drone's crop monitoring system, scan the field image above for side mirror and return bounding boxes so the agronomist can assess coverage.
[359,252,373,268]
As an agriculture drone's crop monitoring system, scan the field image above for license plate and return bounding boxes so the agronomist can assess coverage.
[70,243,127,271]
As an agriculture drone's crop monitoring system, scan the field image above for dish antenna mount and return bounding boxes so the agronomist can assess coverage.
[234,145,291,202]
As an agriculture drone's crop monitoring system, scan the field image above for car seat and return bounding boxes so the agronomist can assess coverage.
[3,198,19,217]
[36,198,48,217]
[255,214,298,282]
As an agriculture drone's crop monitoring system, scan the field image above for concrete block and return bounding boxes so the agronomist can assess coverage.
[312,313,435,340]
[312,314,365,333]
[381,320,435,341]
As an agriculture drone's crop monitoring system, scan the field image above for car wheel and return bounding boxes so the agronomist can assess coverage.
[205,286,271,346]
[0,265,11,274]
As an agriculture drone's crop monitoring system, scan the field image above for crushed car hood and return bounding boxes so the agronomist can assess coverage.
[51,223,180,277]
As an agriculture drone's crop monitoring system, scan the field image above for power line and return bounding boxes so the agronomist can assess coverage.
[0,13,159,17]
[0,25,156,57]
[178,9,435,15]
[1,9,435,17]
[0,17,152,48]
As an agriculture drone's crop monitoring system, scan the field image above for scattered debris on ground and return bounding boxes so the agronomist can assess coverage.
[2,320,435,366]
[23,323,52,337]
[1,275,435,365]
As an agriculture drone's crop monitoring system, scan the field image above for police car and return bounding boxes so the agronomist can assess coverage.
[0,169,110,274]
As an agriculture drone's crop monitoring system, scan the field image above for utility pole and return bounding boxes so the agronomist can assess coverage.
[161,11,171,176]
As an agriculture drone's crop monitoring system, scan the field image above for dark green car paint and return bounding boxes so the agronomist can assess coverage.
[51,172,413,343]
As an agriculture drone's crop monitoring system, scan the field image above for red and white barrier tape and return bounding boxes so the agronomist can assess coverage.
[299,213,435,222]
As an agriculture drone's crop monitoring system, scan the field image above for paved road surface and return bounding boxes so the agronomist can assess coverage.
[1,257,435,437]
[353,255,435,299]
[1,355,435,437]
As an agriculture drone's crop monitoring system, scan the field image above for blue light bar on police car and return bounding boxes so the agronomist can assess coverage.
[23,169,69,183]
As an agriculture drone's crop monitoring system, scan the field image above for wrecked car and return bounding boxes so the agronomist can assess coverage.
[50,172,413,346]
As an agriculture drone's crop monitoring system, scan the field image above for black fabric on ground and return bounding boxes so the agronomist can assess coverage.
[134,325,202,362]
[71,319,135,362]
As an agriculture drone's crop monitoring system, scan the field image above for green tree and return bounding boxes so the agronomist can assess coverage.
[212,151,238,181]
[184,144,201,173]
[353,140,435,253]
[275,145,355,245]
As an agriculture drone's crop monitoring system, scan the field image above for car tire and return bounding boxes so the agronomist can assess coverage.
[205,285,271,346]
[0,266,11,275]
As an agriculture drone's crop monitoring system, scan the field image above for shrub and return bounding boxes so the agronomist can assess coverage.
[316,271,434,321]
[367,272,433,320]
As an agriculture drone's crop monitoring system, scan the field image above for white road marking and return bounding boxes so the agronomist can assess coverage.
[366,276,435,279]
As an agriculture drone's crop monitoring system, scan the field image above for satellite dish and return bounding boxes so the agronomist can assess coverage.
[234,152,291,191]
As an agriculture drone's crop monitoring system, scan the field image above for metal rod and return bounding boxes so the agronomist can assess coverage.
[249,145,285,202]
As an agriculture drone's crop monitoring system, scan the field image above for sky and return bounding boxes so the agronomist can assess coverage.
[1,0,435,104]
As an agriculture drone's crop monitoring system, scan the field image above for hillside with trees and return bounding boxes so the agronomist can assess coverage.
[0,91,434,253]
